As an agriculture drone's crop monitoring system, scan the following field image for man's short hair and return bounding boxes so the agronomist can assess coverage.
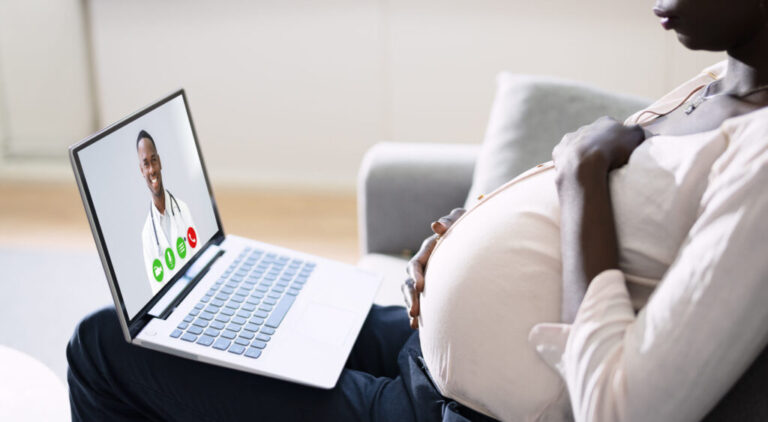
[136,130,156,151]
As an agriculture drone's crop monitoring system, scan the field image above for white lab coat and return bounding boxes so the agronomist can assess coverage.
[141,189,197,294]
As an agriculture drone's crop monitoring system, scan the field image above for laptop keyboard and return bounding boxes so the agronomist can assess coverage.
[169,246,315,359]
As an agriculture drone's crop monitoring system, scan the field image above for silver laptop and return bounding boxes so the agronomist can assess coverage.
[69,89,381,389]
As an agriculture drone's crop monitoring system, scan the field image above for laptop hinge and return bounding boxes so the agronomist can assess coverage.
[148,244,224,319]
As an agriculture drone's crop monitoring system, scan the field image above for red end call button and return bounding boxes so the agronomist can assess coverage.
[187,227,198,248]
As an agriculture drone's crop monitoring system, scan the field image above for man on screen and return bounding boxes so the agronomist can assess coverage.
[137,130,198,294]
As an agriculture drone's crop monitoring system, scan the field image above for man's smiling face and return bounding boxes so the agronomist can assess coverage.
[137,137,164,198]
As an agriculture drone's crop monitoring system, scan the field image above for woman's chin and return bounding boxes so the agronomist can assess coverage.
[675,32,728,52]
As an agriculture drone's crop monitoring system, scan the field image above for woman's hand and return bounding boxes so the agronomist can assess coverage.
[553,117,646,323]
[552,116,645,177]
[402,208,466,329]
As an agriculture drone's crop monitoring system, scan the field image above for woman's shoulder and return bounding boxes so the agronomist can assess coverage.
[626,60,728,125]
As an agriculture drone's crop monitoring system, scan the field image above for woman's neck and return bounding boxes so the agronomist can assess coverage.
[721,26,768,94]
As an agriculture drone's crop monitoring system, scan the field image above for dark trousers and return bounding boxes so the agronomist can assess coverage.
[67,305,497,422]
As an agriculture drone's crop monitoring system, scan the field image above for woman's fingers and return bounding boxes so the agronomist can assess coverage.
[401,277,421,328]
[408,234,438,290]
[409,288,420,318]
[431,208,466,235]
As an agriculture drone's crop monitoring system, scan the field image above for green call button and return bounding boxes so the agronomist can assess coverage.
[176,237,187,259]
[152,259,164,282]
[164,247,176,270]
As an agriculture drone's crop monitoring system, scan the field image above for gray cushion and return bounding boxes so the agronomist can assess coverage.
[465,73,651,207]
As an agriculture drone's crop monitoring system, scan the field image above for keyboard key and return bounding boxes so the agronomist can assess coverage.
[255,285,268,293]
[267,291,281,299]
[242,303,257,312]
[181,333,198,342]
[184,314,194,323]
[251,340,267,349]
[189,308,200,316]
[244,323,260,332]
[231,294,245,303]
[245,297,260,306]
[194,302,205,309]
[226,323,242,332]
[199,312,215,321]
[225,301,240,310]
[231,275,244,282]
[249,317,264,325]
[271,286,284,294]
[256,333,271,342]
[237,310,251,318]
[204,328,221,337]
[221,308,235,317]
[234,337,250,346]
[260,327,275,335]
[239,330,255,340]
[216,294,229,301]
[287,288,300,296]
[211,321,226,330]
[170,329,183,338]
[265,295,296,328]
[200,295,211,303]
[215,314,230,323]
[211,299,225,307]
[263,298,277,306]
[188,325,203,335]
[221,287,234,295]
[245,348,262,359]
[221,330,236,339]
[192,318,209,328]
[228,344,246,355]
[205,305,220,314]
[177,322,189,330]
[259,305,273,312]
[253,310,268,319]
[212,338,231,350]
[197,335,215,346]
[231,316,246,325]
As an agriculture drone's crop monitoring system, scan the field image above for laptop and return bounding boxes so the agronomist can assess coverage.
[69,89,382,389]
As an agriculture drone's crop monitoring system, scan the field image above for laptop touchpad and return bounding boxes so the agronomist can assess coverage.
[298,302,354,347]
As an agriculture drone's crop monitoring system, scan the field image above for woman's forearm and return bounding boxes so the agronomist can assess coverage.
[556,159,620,323]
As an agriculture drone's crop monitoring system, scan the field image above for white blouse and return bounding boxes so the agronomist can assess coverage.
[419,61,768,421]
[531,62,768,421]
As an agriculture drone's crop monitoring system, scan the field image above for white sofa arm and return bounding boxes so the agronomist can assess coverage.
[357,142,479,256]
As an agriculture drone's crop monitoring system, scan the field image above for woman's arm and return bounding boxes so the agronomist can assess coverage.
[552,117,645,323]
[538,117,768,421]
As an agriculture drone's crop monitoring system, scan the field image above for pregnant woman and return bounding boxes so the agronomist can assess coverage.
[67,1,768,421]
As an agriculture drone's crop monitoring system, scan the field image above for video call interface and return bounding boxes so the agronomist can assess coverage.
[78,95,219,319]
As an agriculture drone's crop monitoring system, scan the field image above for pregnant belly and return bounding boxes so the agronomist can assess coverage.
[419,168,565,421]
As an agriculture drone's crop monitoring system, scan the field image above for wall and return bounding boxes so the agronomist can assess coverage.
[0,0,95,160]
[2,1,725,190]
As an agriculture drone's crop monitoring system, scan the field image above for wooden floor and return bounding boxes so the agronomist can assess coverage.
[0,181,359,264]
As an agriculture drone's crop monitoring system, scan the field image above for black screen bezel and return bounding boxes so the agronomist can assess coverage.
[69,89,225,335]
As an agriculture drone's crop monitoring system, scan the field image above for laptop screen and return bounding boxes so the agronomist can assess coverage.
[74,92,221,320]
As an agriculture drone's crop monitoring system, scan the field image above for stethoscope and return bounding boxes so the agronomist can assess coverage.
[150,191,184,257]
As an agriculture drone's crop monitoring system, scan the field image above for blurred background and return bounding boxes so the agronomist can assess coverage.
[0,0,723,417]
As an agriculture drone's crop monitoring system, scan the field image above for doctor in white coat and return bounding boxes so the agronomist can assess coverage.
[137,130,198,294]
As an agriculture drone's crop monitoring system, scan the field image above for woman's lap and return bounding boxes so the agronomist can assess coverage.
[66,304,434,422]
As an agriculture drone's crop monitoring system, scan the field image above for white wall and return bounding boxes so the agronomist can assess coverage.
[0,0,95,159]
[4,1,725,189]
